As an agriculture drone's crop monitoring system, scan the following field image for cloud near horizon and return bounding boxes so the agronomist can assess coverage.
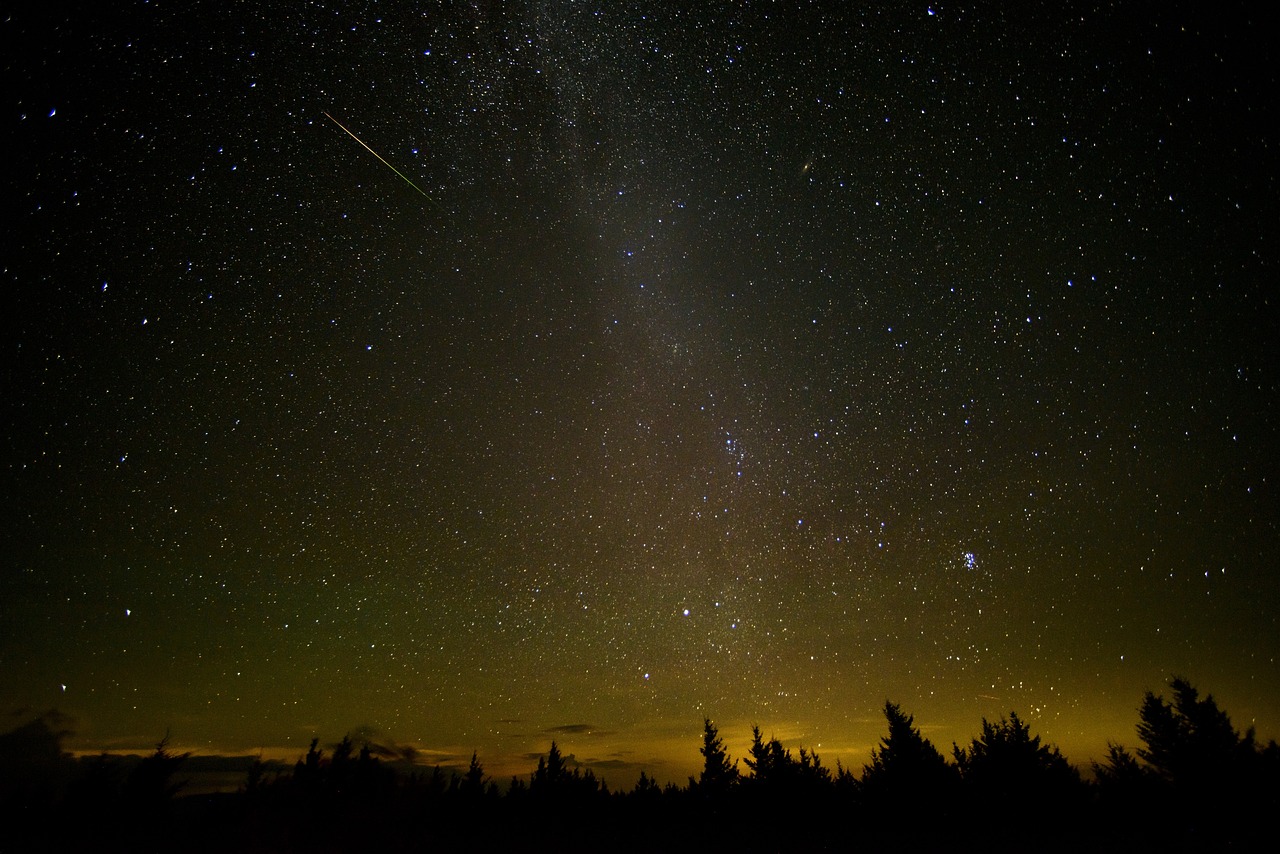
[542,723,615,737]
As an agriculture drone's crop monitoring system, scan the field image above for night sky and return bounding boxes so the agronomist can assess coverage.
[4,2,1277,785]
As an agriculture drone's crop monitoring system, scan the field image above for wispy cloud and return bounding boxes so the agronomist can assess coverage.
[543,723,615,737]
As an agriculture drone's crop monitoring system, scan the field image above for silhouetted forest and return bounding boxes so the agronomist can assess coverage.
[2,678,1277,852]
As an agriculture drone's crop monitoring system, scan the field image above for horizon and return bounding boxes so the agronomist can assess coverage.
[17,671,1277,793]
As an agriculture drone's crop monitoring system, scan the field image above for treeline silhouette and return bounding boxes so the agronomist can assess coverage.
[2,678,1277,852]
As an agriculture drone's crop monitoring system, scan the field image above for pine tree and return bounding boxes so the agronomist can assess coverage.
[695,718,739,795]
[122,733,190,812]
[634,770,661,798]
[953,712,1079,801]
[861,701,955,813]
[462,751,485,795]
[1137,677,1245,787]
[532,741,569,792]
[743,726,772,782]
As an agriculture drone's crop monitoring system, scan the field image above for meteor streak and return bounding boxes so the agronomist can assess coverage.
[323,111,436,204]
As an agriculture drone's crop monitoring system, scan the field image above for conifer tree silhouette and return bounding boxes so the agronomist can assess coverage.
[532,740,569,791]
[743,726,790,786]
[953,711,1080,814]
[1092,742,1146,787]
[1092,740,1162,823]
[633,769,661,798]
[1137,676,1247,788]
[692,718,738,796]
[740,725,830,800]
[461,751,486,795]
[1129,675,1278,843]
[861,700,955,811]
[122,733,190,810]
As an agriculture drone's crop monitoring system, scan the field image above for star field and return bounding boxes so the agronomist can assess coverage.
[3,2,1277,783]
